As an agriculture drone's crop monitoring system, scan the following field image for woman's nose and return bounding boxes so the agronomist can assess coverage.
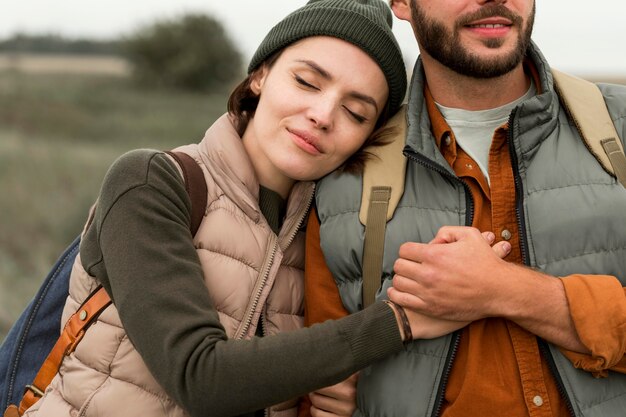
[307,97,335,131]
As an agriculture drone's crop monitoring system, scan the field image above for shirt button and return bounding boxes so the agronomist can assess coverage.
[501,229,512,240]
[444,136,452,146]
[533,395,544,407]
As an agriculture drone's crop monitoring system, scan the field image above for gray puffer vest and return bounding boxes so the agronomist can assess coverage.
[316,43,626,417]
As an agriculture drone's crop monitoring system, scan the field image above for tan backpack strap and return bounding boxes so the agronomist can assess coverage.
[359,105,408,307]
[15,286,112,416]
[359,105,408,224]
[552,69,626,187]
[601,138,626,186]
[362,186,392,308]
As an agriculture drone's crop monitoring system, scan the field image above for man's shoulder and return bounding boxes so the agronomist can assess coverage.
[597,82,626,116]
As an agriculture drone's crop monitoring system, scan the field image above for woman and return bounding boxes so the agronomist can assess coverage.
[22,1,416,416]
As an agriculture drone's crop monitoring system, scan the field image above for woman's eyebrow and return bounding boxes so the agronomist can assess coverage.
[296,59,380,113]
[296,59,332,79]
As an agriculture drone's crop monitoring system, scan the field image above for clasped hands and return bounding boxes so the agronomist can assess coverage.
[388,226,513,340]
[308,226,512,416]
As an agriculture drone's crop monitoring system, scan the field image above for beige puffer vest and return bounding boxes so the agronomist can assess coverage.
[24,114,314,417]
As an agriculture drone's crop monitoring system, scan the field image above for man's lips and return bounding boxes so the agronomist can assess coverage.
[465,17,512,29]
[464,17,512,36]
[287,128,323,155]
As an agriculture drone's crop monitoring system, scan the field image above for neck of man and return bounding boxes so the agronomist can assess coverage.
[421,52,531,111]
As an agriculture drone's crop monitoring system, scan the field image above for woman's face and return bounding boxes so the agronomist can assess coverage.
[242,36,389,196]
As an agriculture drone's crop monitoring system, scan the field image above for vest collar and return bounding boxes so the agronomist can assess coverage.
[404,42,561,168]
[197,114,314,226]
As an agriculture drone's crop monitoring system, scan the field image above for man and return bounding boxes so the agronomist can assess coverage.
[303,0,626,416]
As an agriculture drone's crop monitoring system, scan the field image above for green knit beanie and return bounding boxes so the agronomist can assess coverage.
[249,0,407,114]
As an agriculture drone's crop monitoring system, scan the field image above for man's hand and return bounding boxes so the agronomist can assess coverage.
[388,226,588,353]
[388,226,514,322]
[308,373,358,417]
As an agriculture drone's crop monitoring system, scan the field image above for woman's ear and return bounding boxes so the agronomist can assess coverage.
[250,66,269,95]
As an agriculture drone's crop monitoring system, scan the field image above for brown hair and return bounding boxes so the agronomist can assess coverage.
[227,51,282,137]
[227,50,396,175]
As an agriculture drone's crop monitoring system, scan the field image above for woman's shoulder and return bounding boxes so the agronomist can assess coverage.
[98,149,185,210]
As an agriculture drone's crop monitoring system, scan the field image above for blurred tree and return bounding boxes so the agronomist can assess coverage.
[124,13,243,93]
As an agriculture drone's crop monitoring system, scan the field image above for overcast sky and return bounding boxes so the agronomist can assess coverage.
[2,1,625,77]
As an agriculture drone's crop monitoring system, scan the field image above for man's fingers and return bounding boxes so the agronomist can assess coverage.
[397,241,426,262]
[481,231,496,245]
[387,285,426,311]
[491,241,511,259]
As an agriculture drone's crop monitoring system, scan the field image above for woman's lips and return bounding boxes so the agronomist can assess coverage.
[287,128,323,155]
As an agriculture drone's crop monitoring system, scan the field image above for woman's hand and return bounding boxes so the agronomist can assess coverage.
[308,373,358,417]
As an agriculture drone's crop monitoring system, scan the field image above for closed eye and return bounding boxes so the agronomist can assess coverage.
[344,106,367,124]
[295,74,320,90]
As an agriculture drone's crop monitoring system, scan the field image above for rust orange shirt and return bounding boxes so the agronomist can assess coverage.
[302,70,626,416]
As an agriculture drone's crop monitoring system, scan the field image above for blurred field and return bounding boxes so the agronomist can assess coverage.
[0,58,231,340]
[0,52,129,75]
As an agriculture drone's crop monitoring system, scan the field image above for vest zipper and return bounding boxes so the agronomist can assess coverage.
[279,184,315,251]
[263,185,314,417]
[506,109,576,417]
[235,234,278,340]
[539,340,577,417]
[404,150,474,417]
[430,330,461,417]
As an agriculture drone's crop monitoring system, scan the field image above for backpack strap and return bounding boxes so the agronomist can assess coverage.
[358,71,626,307]
[5,151,207,417]
[553,69,626,187]
[165,151,208,236]
[7,286,113,416]
[360,106,407,307]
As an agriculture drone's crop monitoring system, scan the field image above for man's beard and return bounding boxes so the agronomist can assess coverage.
[410,1,535,78]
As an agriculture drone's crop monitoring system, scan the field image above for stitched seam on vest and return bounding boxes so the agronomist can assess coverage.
[323,206,463,219]
[108,334,177,401]
[538,246,626,266]
[199,248,258,270]
[526,181,618,193]
[580,390,626,411]
[520,117,624,157]
[518,120,579,155]
[206,203,250,220]
[264,310,303,317]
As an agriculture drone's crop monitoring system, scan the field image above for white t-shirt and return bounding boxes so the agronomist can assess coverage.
[435,81,536,184]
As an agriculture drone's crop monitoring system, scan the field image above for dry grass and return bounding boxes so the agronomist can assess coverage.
[0,71,230,339]
[0,53,130,76]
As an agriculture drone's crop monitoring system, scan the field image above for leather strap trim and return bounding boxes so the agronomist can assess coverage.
[552,69,626,187]
[17,286,112,415]
[601,138,626,187]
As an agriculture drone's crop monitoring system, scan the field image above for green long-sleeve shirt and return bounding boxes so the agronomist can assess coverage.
[80,149,402,417]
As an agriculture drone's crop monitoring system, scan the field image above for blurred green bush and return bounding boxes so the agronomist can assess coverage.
[124,13,244,92]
